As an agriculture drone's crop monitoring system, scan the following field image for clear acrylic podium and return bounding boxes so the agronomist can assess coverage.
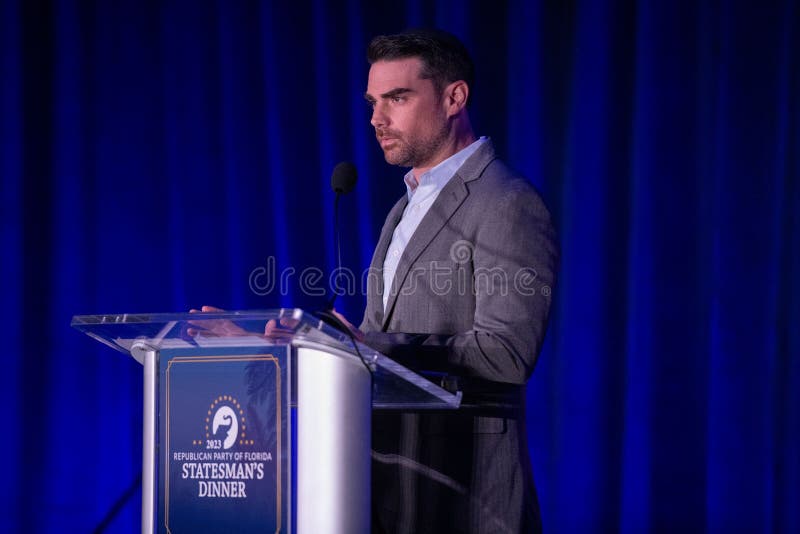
[72,308,460,533]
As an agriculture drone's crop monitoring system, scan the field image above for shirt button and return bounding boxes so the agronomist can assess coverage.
[393,249,400,257]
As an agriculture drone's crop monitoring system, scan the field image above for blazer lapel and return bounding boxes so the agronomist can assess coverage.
[380,180,468,328]
[369,196,408,327]
[380,140,499,330]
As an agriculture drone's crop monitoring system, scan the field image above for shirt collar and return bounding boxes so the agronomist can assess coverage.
[403,137,488,199]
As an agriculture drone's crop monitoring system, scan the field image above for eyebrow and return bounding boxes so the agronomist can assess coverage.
[364,87,414,102]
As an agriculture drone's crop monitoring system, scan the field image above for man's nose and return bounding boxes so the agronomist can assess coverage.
[371,103,388,128]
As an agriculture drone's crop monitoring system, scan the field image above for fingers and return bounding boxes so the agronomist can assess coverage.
[264,318,295,339]
[280,317,300,328]
[189,305,225,313]
[329,309,366,342]
[186,306,248,338]
[185,308,301,342]
[330,309,356,330]
[188,306,223,332]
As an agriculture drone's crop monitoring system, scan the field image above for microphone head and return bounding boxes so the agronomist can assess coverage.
[331,161,358,194]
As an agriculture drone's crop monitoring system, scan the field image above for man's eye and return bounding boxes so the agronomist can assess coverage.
[391,96,404,103]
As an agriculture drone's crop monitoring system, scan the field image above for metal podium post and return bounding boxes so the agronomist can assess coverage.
[296,344,372,533]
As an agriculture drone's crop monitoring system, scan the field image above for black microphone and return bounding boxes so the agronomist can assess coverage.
[327,161,357,310]
[331,161,357,194]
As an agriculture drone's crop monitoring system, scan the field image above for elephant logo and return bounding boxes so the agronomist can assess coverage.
[212,405,239,450]
[204,395,247,450]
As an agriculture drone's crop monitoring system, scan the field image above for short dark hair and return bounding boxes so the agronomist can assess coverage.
[367,29,475,98]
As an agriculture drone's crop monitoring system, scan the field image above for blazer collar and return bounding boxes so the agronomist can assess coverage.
[450,137,497,184]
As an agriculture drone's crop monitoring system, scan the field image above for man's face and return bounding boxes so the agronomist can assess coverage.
[365,58,449,169]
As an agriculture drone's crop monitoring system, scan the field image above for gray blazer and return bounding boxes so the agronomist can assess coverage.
[361,140,558,533]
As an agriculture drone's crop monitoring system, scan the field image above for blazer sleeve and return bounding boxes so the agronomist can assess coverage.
[363,183,559,385]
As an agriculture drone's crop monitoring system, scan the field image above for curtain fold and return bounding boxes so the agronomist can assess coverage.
[0,0,797,531]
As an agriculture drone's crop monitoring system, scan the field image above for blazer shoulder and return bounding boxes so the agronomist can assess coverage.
[468,158,549,209]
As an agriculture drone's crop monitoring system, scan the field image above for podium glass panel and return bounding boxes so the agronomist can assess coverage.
[72,308,461,533]
[72,308,461,409]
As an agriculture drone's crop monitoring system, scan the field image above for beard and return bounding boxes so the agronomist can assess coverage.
[376,119,450,169]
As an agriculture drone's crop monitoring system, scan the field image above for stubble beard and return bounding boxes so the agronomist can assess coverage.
[379,119,450,169]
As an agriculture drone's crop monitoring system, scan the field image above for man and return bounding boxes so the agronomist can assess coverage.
[336,29,558,533]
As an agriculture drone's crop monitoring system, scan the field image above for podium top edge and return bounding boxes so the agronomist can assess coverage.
[70,308,304,326]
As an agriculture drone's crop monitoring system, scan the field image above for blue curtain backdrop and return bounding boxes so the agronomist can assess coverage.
[1,0,798,531]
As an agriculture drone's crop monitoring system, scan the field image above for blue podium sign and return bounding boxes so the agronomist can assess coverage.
[157,347,290,533]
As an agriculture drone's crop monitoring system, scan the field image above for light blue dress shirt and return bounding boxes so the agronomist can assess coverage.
[382,136,488,311]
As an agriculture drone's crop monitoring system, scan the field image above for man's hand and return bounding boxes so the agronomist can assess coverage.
[187,305,299,340]
[264,316,300,341]
[328,309,366,343]
[187,305,248,337]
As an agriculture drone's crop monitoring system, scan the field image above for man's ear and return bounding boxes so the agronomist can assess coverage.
[444,80,469,117]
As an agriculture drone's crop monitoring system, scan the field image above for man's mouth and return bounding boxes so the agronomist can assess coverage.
[377,130,398,141]
[377,131,400,147]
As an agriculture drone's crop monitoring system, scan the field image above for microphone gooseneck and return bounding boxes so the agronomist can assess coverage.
[317,161,373,378]
[327,161,357,310]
